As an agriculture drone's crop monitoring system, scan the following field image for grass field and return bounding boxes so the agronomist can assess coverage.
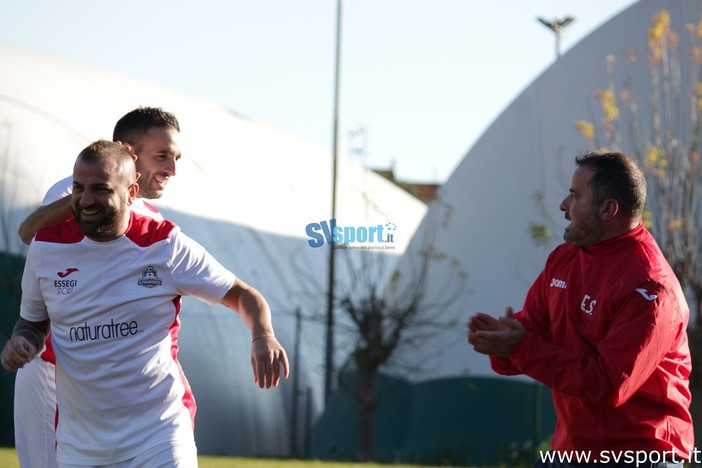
[0,447,449,467]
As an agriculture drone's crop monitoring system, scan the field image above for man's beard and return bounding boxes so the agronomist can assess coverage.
[136,171,165,199]
[563,210,606,247]
[73,204,126,240]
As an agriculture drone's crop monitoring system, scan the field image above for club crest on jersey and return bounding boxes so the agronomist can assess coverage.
[137,266,162,288]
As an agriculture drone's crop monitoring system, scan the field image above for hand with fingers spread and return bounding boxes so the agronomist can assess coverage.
[251,335,289,389]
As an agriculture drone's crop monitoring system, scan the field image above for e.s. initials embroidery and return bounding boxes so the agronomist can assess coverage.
[581,294,597,315]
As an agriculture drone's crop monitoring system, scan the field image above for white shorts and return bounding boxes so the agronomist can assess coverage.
[14,356,58,468]
[58,440,198,468]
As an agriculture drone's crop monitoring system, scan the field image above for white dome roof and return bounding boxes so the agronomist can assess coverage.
[0,41,427,456]
[394,0,697,381]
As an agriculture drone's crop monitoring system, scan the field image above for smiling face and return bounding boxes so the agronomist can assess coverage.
[71,147,138,242]
[132,126,181,199]
[559,165,606,247]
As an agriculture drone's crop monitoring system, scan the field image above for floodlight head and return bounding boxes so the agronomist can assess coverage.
[537,16,575,33]
[536,15,575,59]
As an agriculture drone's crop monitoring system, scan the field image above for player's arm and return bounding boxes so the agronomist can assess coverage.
[0,317,50,372]
[509,282,680,407]
[18,196,72,245]
[220,278,290,389]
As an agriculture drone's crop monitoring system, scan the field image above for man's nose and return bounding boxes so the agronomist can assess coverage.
[559,198,568,212]
[165,159,176,176]
[79,192,94,206]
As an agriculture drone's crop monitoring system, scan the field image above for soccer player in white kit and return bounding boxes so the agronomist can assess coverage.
[13,107,185,468]
[2,140,289,466]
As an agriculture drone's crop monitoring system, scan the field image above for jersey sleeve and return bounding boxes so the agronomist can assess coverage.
[19,242,49,322]
[509,280,687,407]
[41,175,73,205]
[168,229,236,304]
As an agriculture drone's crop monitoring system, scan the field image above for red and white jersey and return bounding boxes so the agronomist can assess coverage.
[20,212,236,465]
[39,175,165,366]
[43,175,163,220]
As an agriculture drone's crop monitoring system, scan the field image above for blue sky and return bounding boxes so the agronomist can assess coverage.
[0,0,639,183]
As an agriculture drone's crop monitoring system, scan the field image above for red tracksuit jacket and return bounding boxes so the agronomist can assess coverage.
[491,224,694,457]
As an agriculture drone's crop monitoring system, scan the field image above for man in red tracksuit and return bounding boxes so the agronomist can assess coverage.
[468,152,693,467]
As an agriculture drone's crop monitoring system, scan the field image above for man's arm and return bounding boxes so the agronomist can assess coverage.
[505,282,682,407]
[220,278,290,389]
[18,196,72,245]
[0,318,50,372]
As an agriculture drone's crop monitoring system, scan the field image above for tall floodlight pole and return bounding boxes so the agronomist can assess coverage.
[537,16,574,59]
[325,0,342,407]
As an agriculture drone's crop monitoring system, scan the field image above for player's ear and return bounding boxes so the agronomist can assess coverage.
[599,199,619,221]
[127,182,139,205]
[120,142,138,162]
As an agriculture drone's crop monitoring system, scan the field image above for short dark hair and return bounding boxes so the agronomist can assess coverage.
[76,140,135,178]
[575,151,646,218]
[112,107,180,149]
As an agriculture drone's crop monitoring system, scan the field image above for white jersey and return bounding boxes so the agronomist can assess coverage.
[43,175,164,220]
[13,176,167,468]
[20,212,236,465]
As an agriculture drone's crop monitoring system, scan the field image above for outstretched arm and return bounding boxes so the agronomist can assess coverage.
[220,278,290,389]
[1,317,50,372]
[18,196,72,245]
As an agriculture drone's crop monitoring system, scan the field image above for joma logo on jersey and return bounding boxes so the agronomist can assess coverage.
[550,278,567,289]
[137,266,162,288]
[57,268,79,278]
[54,279,78,295]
